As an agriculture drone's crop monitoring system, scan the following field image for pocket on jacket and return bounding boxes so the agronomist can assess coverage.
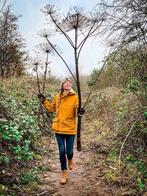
[62,119,75,130]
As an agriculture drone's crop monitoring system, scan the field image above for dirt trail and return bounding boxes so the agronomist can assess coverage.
[38,138,116,196]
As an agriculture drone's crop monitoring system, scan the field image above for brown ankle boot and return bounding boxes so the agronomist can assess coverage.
[60,170,68,184]
[68,159,74,170]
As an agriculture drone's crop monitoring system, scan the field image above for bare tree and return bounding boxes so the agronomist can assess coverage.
[41,5,105,150]
[0,6,27,77]
[98,0,147,46]
[95,0,147,85]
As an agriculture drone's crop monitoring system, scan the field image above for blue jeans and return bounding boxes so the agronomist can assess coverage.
[55,133,75,171]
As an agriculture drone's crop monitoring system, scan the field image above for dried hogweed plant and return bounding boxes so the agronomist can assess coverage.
[41,4,106,150]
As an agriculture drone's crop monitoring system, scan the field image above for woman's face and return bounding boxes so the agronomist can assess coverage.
[63,80,72,91]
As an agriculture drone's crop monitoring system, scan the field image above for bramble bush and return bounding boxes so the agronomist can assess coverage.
[0,85,39,163]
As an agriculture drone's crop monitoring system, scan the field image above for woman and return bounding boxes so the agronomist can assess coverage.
[38,78,84,185]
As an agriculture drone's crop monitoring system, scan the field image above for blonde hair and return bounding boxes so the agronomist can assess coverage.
[58,78,72,107]
[60,78,72,94]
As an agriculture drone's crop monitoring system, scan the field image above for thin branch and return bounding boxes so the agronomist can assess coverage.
[50,13,75,48]
[77,23,95,49]
[83,47,113,108]
[34,62,47,132]
[35,63,41,94]
[0,0,7,13]
[42,52,51,93]
[45,36,76,81]
[77,21,103,59]
[118,120,137,173]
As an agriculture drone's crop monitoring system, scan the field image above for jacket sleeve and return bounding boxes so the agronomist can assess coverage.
[43,96,56,112]
[75,95,79,109]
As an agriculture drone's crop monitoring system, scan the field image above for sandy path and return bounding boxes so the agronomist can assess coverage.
[38,138,115,196]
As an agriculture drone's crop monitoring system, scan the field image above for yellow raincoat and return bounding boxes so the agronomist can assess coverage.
[43,90,78,135]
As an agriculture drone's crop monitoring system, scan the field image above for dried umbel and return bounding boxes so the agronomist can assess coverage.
[38,29,52,39]
[42,4,57,16]
[61,7,91,31]
[42,4,61,25]
[39,43,53,54]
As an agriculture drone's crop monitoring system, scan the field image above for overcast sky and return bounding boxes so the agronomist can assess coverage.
[8,0,110,78]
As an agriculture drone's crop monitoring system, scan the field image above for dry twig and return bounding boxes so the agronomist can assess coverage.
[118,120,137,173]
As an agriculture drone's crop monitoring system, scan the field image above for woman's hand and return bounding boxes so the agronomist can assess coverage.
[78,107,86,116]
[38,93,46,102]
